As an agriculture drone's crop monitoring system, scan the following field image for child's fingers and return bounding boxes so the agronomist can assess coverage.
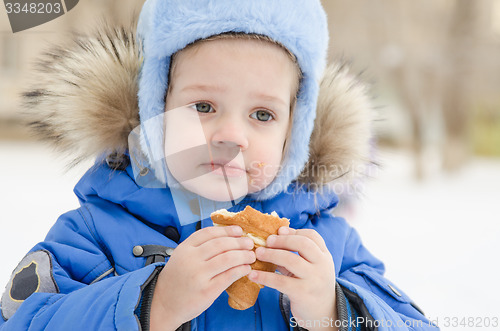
[266,234,322,263]
[248,269,296,295]
[278,227,329,253]
[210,264,252,295]
[255,247,308,279]
[198,236,254,261]
[275,265,295,277]
[187,225,243,246]
[206,249,256,278]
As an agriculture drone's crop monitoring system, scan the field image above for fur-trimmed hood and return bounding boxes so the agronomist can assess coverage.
[22,21,373,190]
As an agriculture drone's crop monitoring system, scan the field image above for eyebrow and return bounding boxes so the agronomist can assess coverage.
[180,84,226,93]
[180,85,288,108]
[250,92,288,108]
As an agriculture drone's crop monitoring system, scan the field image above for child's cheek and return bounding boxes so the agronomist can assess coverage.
[247,154,283,193]
[164,107,207,154]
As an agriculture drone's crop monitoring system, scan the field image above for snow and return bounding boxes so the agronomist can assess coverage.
[342,149,500,330]
[0,142,92,289]
[1,141,499,330]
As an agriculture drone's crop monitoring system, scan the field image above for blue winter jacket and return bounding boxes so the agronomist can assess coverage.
[0,161,437,331]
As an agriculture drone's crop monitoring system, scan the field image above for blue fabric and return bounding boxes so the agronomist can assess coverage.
[136,0,329,200]
[0,162,438,330]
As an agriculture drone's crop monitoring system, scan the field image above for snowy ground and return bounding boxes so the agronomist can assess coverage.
[342,149,500,330]
[1,141,499,330]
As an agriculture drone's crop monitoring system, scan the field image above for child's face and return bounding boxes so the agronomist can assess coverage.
[164,38,298,201]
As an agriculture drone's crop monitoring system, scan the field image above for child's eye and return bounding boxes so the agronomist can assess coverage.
[195,102,214,113]
[251,110,274,122]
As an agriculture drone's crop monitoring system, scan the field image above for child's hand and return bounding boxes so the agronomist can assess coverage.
[248,227,338,331]
[150,225,256,331]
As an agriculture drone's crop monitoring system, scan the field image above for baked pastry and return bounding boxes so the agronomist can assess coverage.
[210,205,290,310]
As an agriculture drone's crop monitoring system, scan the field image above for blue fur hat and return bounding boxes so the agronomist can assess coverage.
[136,0,329,200]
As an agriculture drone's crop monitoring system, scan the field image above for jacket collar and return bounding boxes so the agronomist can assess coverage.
[74,161,339,232]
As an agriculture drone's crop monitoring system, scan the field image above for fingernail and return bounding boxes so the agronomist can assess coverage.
[255,246,265,257]
[249,251,256,262]
[248,270,258,280]
[244,237,254,248]
[231,226,243,236]
[266,235,276,246]
[279,227,289,235]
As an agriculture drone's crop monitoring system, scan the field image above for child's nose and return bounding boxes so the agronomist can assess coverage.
[210,117,249,151]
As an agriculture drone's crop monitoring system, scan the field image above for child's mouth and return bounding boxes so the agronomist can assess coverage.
[205,162,247,178]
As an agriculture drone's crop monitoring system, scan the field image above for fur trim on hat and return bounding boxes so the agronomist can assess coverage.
[299,63,373,187]
[22,20,140,167]
[21,21,373,190]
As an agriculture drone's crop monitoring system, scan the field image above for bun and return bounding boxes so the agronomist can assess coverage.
[210,206,290,310]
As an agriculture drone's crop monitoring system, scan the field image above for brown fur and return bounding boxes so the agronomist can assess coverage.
[299,63,374,187]
[22,20,141,167]
[21,21,373,186]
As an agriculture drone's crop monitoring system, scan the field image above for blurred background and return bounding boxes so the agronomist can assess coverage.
[1,0,499,329]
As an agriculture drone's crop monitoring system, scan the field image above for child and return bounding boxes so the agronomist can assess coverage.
[1,0,438,330]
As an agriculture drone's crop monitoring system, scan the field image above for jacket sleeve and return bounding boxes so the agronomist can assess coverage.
[0,207,161,330]
[332,217,439,330]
